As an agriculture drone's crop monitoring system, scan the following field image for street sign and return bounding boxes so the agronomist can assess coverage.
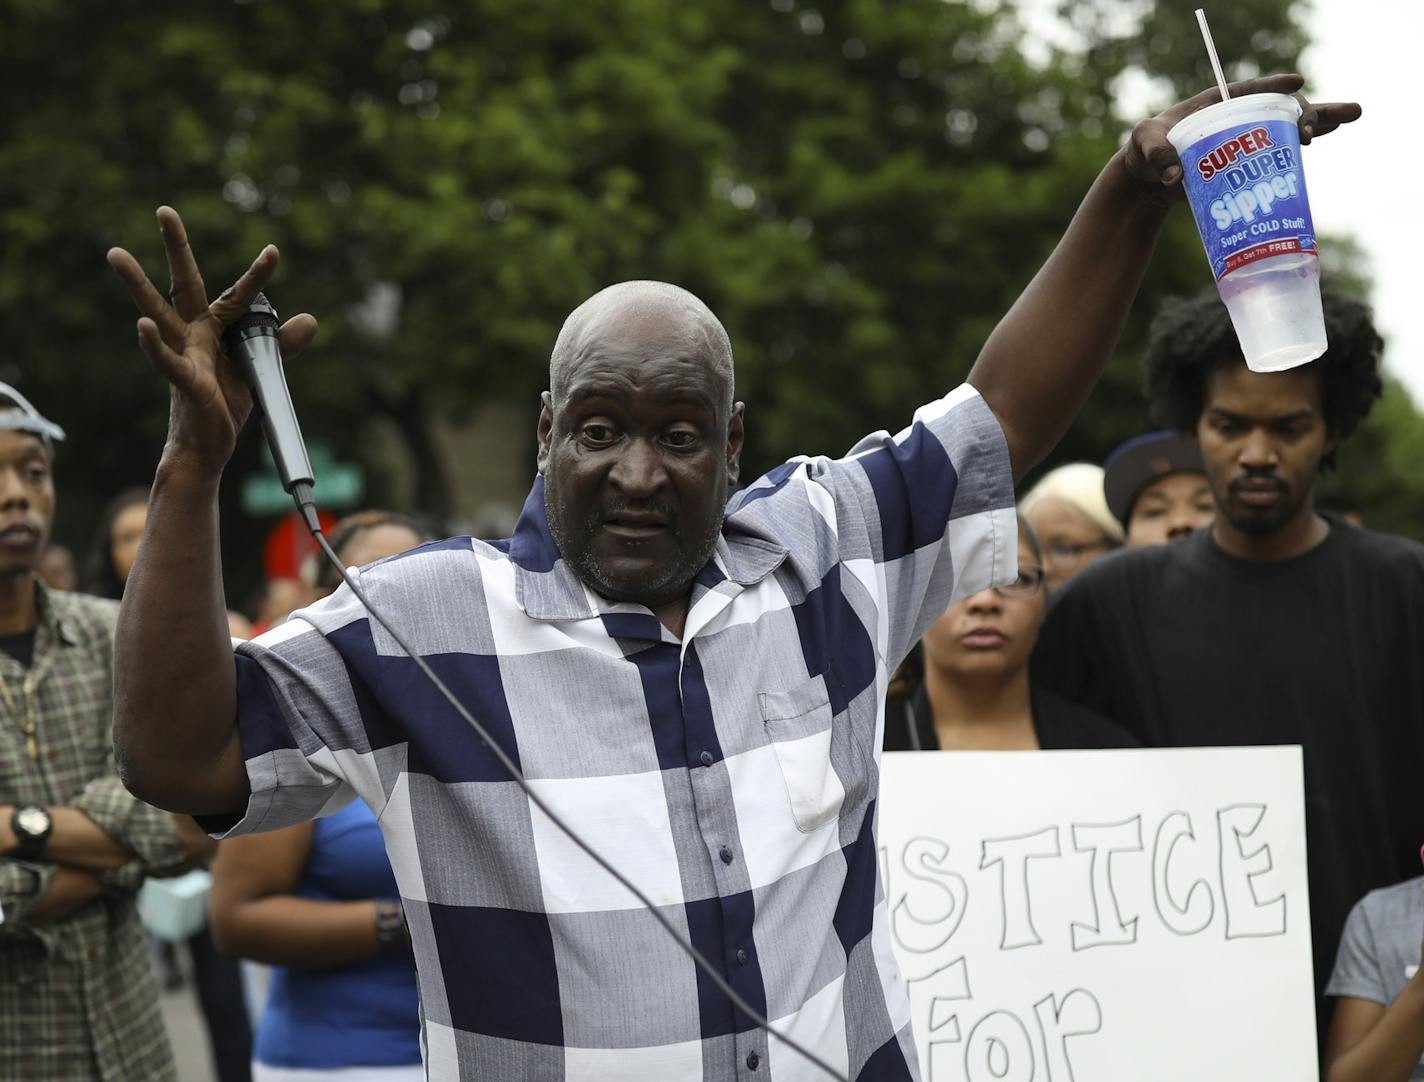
[241,441,365,515]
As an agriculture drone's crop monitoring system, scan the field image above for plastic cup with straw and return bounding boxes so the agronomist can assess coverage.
[1166,8,1327,372]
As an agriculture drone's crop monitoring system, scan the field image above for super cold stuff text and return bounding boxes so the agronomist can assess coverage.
[1183,118,1316,279]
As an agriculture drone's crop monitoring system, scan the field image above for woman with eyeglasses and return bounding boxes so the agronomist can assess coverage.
[1018,463,1123,592]
[885,519,1137,752]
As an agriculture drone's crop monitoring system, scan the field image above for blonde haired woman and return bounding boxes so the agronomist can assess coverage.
[1019,462,1122,591]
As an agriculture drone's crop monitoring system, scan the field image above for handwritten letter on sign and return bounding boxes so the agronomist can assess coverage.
[878,747,1315,1081]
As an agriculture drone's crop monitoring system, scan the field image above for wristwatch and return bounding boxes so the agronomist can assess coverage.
[9,804,52,860]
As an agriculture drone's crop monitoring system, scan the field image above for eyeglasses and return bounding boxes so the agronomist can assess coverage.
[996,565,1046,597]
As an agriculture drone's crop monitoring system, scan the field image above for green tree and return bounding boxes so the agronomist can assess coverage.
[1310,236,1422,535]
[6,0,1416,607]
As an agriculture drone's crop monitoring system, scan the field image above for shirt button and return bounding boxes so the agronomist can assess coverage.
[737,948,749,965]
[747,1051,760,1071]
[700,750,714,767]
[720,846,734,865]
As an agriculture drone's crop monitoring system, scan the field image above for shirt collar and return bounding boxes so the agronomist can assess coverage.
[509,477,789,623]
[34,579,78,648]
[0,580,76,673]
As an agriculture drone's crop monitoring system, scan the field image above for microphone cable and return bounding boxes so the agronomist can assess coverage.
[290,481,853,1082]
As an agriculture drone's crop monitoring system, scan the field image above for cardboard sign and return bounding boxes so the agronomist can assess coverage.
[878,747,1315,1081]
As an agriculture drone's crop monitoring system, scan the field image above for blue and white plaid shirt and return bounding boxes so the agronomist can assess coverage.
[220,384,1015,1081]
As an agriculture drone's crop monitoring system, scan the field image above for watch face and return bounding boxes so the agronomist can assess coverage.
[16,806,50,836]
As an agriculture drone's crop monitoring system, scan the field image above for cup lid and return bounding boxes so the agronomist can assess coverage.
[1167,92,1302,150]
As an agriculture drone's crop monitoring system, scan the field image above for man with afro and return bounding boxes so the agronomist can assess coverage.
[1032,289,1424,1054]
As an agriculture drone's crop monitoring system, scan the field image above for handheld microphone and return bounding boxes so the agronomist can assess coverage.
[221,292,320,532]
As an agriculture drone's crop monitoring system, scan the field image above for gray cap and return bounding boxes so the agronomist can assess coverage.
[0,381,66,457]
[1102,430,1205,527]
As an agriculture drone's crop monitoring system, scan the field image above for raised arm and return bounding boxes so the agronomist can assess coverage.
[968,73,1359,480]
[106,207,317,816]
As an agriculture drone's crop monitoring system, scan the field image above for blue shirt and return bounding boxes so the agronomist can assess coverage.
[223,385,1015,1080]
[254,800,422,1069]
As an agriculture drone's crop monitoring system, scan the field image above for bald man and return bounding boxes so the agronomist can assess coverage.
[107,75,1357,1081]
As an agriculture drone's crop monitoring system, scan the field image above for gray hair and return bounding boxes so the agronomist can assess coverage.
[548,281,735,414]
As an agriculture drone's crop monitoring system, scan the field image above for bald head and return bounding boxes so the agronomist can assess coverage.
[549,281,734,414]
[538,280,746,611]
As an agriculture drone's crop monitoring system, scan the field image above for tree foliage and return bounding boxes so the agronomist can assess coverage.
[1,0,1418,599]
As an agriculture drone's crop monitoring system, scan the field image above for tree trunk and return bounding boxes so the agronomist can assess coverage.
[365,382,453,524]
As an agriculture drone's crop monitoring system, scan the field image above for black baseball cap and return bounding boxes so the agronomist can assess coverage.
[0,381,66,458]
[1103,431,1205,527]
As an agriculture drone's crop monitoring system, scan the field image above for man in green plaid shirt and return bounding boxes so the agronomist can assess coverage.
[0,382,198,1081]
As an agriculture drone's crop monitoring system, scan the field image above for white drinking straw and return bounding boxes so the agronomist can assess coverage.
[1195,9,1232,101]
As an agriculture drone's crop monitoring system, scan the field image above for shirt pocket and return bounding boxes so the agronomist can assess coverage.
[758,674,848,834]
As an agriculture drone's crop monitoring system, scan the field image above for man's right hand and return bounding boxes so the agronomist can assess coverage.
[106,206,316,816]
[106,206,317,474]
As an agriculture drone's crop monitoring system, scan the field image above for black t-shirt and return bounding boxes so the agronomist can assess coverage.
[1031,516,1424,1027]
[883,682,1141,752]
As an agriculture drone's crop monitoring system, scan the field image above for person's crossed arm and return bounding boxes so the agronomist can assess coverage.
[0,801,131,930]
[1325,904,1424,1082]
[0,864,105,928]
[967,73,1359,483]
[1,804,149,872]
[1326,984,1424,1082]
[0,798,211,931]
